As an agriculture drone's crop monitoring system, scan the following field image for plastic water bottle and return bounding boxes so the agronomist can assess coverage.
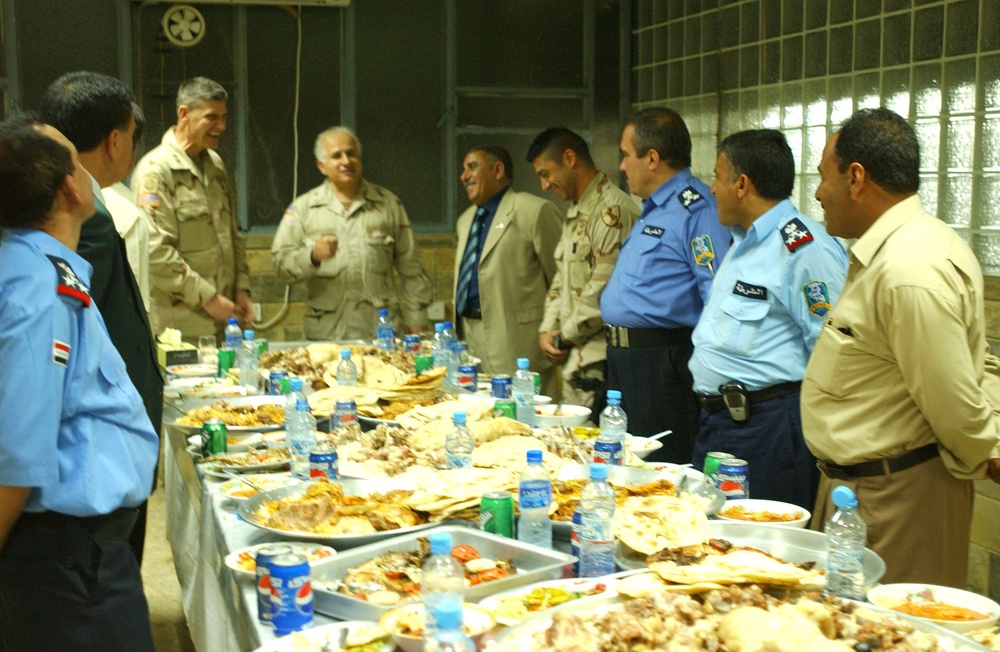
[445,411,474,469]
[441,321,459,383]
[512,357,536,427]
[432,323,452,370]
[576,463,616,577]
[421,532,465,641]
[289,397,317,480]
[518,449,553,548]
[376,308,396,351]
[336,347,357,386]
[595,390,627,466]
[239,329,259,392]
[824,485,867,600]
[425,601,475,652]
[224,316,243,350]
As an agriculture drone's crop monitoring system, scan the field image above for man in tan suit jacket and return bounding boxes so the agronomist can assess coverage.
[454,147,561,396]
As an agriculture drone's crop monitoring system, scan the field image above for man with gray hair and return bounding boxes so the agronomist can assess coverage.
[272,126,431,340]
[131,76,253,339]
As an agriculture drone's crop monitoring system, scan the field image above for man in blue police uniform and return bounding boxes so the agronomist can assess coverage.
[0,119,158,650]
[601,107,731,463]
[689,129,847,510]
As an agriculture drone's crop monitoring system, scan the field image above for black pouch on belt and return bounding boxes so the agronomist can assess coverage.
[719,381,749,422]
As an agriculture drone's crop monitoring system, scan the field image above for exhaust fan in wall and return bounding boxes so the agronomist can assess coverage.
[162,4,206,47]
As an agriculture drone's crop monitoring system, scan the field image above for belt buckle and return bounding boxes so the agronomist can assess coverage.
[618,327,629,348]
[817,460,850,480]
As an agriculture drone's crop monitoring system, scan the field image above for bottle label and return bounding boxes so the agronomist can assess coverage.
[593,441,623,466]
[446,453,472,469]
[828,550,864,575]
[578,515,611,543]
[519,479,551,509]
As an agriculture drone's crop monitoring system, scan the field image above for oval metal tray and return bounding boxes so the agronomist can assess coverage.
[171,394,286,432]
[237,478,436,548]
[613,520,886,592]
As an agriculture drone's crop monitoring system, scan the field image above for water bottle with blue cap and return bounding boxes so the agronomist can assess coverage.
[824,485,867,599]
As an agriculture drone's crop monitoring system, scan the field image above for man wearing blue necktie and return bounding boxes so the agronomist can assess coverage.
[454,147,561,395]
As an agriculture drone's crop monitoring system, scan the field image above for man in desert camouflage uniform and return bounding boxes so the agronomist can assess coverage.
[271,126,431,340]
[528,128,639,415]
[131,77,252,339]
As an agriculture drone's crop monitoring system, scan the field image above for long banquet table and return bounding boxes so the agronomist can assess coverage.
[163,402,340,651]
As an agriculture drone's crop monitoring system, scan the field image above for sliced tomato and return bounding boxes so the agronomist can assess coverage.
[468,567,508,585]
[450,544,479,563]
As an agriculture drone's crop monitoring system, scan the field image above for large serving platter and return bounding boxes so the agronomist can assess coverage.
[250,620,392,652]
[488,592,991,651]
[171,394,286,433]
[309,524,575,622]
[237,479,436,548]
[613,520,887,592]
[551,463,725,539]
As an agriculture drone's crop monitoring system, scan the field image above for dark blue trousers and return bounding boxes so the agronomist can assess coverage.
[0,519,154,652]
[691,391,818,511]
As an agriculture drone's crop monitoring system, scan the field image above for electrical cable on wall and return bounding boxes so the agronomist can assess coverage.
[254,7,302,332]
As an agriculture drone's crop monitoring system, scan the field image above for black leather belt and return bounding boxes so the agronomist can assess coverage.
[604,324,693,348]
[698,381,801,412]
[817,443,939,480]
[17,507,139,541]
[462,305,482,320]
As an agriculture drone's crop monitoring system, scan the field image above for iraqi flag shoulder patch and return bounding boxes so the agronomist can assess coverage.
[53,340,70,366]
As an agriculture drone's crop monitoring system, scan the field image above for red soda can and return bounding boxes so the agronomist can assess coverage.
[255,544,292,624]
[269,553,312,635]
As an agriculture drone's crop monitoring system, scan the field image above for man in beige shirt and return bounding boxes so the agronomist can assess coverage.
[527,127,639,413]
[803,107,1000,586]
[271,126,431,340]
[131,77,253,339]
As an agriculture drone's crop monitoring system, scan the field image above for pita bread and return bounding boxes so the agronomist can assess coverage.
[308,386,380,416]
[649,548,825,589]
[614,495,710,555]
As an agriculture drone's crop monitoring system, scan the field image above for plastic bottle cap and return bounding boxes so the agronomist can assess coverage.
[340,348,350,359]
[244,329,254,339]
[517,357,529,369]
[831,485,858,509]
[434,601,463,630]
[443,321,453,329]
[289,377,303,391]
[526,449,543,463]
[379,308,389,316]
[435,322,445,332]
[453,410,467,424]
[227,317,238,325]
[606,389,622,400]
[589,463,608,480]
[296,397,309,410]
[428,531,453,554]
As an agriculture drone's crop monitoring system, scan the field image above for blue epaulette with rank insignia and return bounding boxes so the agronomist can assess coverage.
[781,218,814,253]
[678,186,704,209]
[47,255,91,307]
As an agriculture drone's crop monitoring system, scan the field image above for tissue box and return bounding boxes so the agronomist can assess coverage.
[157,342,199,367]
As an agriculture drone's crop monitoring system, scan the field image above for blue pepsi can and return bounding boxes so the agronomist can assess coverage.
[458,364,478,392]
[717,458,750,500]
[403,334,421,354]
[255,544,292,624]
[308,447,338,480]
[491,374,512,399]
[593,440,623,466]
[269,553,312,635]
[332,400,358,430]
[268,370,288,396]
[569,510,583,577]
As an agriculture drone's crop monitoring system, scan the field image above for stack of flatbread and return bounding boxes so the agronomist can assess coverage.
[406,467,518,521]
[307,385,380,417]
[614,495,712,556]
[322,355,446,403]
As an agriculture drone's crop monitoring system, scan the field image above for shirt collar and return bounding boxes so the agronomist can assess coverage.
[568,171,608,219]
[479,185,509,217]
[745,198,795,241]
[850,194,923,268]
[162,127,209,183]
[647,168,694,210]
[12,228,93,282]
[88,172,108,214]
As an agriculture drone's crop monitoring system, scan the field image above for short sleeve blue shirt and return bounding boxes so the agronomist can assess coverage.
[600,169,731,328]
[688,200,848,393]
[0,229,158,516]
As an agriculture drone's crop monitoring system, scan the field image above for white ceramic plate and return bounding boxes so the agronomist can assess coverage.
[225,541,337,578]
[715,498,810,528]
[165,363,218,377]
[867,583,1000,634]
[215,473,301,502]
[251,620,391,652]
[478,577,618,626]
[625,435,664,459]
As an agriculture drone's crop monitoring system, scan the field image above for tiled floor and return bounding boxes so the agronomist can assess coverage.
[142,477,196,652]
